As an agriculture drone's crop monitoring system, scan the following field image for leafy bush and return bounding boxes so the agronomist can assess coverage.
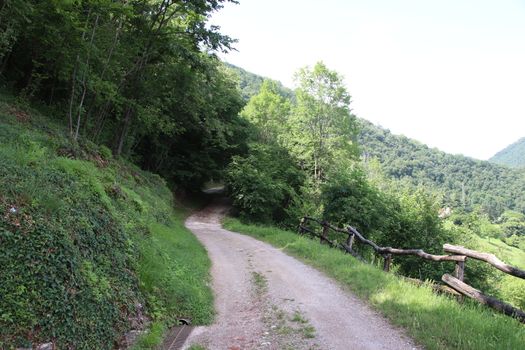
[226,142,305,223]
[321,166,453,280]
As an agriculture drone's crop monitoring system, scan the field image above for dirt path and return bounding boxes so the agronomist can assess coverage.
[183,202,420,350]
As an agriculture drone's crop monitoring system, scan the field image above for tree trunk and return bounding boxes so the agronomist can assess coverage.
[68,8,92,136]
[74,13,100,140]
[115,107,133,156]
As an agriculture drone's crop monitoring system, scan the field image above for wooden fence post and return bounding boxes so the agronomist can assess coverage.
[454,260,466,281]
[383,254,392,272]
[298,217,305,235]
[346,233,354,250]
[321,221,329,244]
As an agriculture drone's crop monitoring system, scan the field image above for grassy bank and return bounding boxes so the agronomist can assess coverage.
[223,218,525,350]
[0,95,213,348]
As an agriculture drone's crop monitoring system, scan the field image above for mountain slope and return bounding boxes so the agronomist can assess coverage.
[357,119,525,215]
[226,63,294,101]
[490,137,525,168]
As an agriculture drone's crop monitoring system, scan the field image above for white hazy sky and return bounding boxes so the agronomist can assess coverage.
[210,0,525,160]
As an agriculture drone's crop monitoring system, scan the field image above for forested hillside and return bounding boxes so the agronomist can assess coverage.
[226,64,294,101]
[490,137,525,168]
[358,119,525,217]
[0,1,239,348]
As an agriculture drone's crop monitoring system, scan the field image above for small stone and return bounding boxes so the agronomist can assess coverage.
[37,343,53,350]
[9,207,17,214]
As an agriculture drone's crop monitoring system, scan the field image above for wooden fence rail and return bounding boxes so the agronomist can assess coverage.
[298,216,525,324]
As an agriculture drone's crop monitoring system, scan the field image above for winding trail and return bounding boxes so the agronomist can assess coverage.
[183,201,420,350]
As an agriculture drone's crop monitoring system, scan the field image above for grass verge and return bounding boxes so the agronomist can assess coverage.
[223,218,525,350]
[132,212,214,349]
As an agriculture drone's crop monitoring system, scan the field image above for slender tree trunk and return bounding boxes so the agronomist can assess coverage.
[116,107,133,156]
[74,13,100,140]
[84,10,125,134]
[68,8,92,136]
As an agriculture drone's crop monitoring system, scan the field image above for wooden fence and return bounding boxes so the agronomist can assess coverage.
[298,216,525,323]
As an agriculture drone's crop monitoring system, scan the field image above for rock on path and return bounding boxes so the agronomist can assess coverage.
[183,202,420,350]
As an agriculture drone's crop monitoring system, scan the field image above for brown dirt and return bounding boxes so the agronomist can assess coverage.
[183,202,421,350]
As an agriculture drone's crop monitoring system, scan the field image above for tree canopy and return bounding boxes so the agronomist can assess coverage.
[0,0,244,191]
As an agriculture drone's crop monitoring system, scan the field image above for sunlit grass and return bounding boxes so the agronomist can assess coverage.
[223,218,525,350]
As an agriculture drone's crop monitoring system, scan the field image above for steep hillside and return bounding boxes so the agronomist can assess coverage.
[490,137,525,168]
[358,119,525,216]
[0,95,213,348]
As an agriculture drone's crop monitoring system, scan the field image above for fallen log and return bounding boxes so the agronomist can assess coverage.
[442,274,525,323]
[444,244,525,279]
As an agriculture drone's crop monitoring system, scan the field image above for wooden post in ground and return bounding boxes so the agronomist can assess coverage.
[454,260,465,281]
[383,254,392,272]
[298,217,305,235]
[346,233,355,250]
[321,221,329,244]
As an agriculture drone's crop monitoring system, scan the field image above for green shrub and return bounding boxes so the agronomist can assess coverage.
[226,142,305,223]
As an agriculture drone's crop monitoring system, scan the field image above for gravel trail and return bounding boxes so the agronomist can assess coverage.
[183,202,420,350]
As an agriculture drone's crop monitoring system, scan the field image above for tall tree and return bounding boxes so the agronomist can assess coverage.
[288,61,358,184]
[239,79,291,144]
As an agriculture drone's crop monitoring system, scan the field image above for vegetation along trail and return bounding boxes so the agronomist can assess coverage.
[183,201,420,350]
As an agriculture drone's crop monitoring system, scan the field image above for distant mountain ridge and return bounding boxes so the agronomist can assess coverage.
[228,63,525,216]
[490,137,525,168]
[226,63,294,101]
[357,119,525,215]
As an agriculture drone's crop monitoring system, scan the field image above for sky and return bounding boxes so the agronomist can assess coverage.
[210,0,525,160]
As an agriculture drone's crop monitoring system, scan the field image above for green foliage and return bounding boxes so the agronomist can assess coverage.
[489,137,525,168]
[226,63,294,101]
[498,211,525,238]
[223,218,525,350]
[358,119,525,217]
[321,166,452,280]
[239,80,291,144]
[288,61,358,184]
[134,58,248,191]
[0,102,213,348]
[231,64,524,313]
[0,0,243,192]
[137,221,214,324]
[226,143,305,223]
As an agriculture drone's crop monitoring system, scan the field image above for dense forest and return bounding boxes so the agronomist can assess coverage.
[0,1,243,347]
[226,63,294,101]
[0,0,247,191]
[490,137,525,168]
